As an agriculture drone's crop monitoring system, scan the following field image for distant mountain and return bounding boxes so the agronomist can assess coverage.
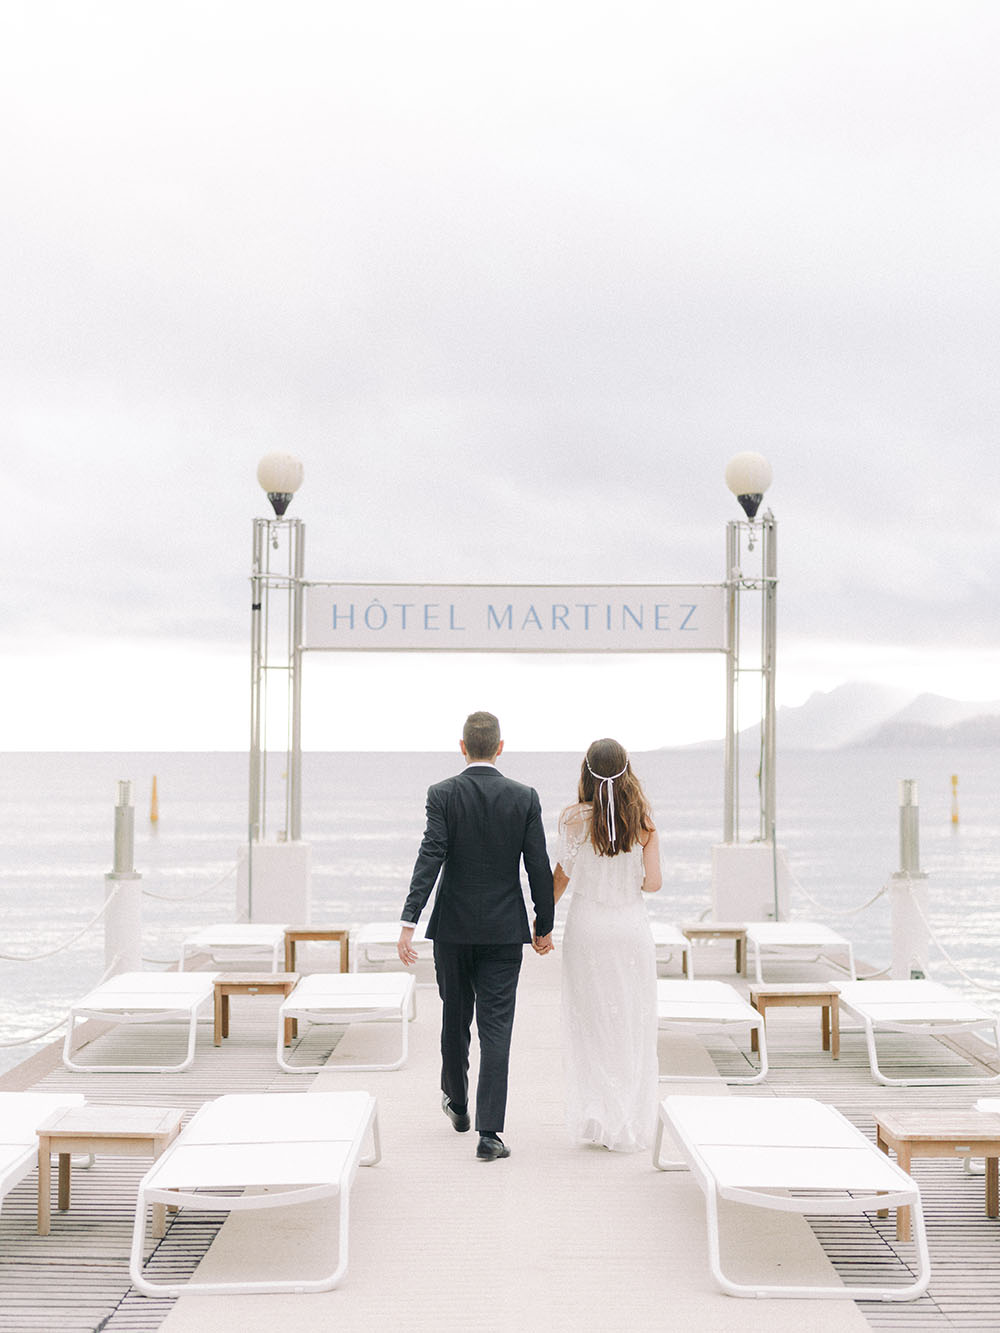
[860,703,1000,748]
[677,682,1000,751]
[774,682,913,750]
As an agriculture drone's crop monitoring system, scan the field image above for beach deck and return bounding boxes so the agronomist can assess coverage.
[2,943,1000,1332]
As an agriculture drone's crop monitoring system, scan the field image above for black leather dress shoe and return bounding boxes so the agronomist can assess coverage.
[476,1133,511,1161]
[442,1094,471,1132]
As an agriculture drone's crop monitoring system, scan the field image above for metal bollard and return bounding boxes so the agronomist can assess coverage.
[890,779,929,980]
[105,780,142,976]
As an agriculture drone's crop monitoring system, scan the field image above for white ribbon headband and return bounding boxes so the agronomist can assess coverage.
[586,757,629,848]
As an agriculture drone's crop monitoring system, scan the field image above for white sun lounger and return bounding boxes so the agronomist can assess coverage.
[745,921,856,983]
[277,973,417,1072]
[654,1094,930,1301]
[657,980,767,1084]
[0,1092,85,1221]
[349,920,431,971]
[839,979,1000,1086]
[179,922,287,972]
[129,1090,379,1296]
[63,971,218,1073]
[651,923,693,977]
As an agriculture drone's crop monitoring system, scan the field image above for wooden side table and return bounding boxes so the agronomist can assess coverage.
[284,926,351,974]
[874,1110,1000,1241]
[37,1104,183,1236]
[214,972,299,1046]
[748,984,840,1059]
[681,923,747,975]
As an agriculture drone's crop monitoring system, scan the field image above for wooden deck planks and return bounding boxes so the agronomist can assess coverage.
[3,959,1000,1329]
[0,991,341,1333]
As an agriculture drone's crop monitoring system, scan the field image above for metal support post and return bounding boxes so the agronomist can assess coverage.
[760,513,777,844]
[246,514,309,921]
[723,521,739,844]
[891,779,929,980]
[105,780,141,976]
[289,522,304,842]
[721,514,777,847]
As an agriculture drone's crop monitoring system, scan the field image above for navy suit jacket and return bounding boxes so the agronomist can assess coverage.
[402,765,555,945]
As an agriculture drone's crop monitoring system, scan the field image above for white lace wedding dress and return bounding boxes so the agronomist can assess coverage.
[558,803,658,1152]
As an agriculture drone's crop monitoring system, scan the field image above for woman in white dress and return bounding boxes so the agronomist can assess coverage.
[548,739,662,1152]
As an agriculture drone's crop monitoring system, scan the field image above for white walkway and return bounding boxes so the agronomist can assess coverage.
[159,951,868,1333]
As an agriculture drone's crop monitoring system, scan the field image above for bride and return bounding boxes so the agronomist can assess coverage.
[547,739,661,1152]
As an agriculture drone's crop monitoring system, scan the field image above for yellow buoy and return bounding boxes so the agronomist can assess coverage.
[150,776,159,824]
[951,773,959,826]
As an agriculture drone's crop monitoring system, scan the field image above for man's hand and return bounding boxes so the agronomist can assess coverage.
[397,925,418,966]
[532,931,554,956]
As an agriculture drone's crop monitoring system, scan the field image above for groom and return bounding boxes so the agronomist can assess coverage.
[397,711,554,1160]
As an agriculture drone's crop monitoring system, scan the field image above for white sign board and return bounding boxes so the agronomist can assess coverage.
[304,584,728,653]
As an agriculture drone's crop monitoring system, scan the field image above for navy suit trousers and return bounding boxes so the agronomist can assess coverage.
[433,940,523,1133]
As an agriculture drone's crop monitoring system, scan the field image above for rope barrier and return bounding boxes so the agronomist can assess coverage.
[141,864,235,902]
[0,886,121,962]
[855,962,893,980]
[0,952,125,1048]
[0,865,234,965]
[0,1013,69,1048]
[792,869,889,919]
[909,892,1000,996]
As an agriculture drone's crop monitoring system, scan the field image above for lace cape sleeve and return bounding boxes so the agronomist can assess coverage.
[557,803,592,872]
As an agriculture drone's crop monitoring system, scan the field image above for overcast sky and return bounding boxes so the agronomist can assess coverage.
[3,1,998,751]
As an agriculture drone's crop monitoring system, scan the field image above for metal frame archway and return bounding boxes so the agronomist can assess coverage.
[248,513,776,859]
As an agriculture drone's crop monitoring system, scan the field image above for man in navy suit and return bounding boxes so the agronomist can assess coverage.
[398,711,554,1160]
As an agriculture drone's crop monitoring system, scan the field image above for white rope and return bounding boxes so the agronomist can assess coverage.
[856,962,893,980]
[0,952,125,1047]
[0,886,121,962]
[909,890,1000,995]
[786,866,890,978]
[0,1013,69,1047]
[141,863,235,902]
[792,867,889,919]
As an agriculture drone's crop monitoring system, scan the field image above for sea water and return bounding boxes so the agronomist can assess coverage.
[1,747,998,1076]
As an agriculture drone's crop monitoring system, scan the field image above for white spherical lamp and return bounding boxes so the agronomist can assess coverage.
[257,453,304,517]
[724,452,773,520]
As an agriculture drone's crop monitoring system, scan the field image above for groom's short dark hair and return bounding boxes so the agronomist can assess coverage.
[463,711,501,759]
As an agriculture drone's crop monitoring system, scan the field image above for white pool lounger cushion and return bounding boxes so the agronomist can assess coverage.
[129,1090,380,1296]
[839,979,1000,1086]
[650,922,693,977]
[745,921,857,983]
[277,972,417,1072]
[62,972,218,1073]
[178,922,287,972]
[654,1094,930,1301]
[657,980,767,1084]
[349,920,431,971]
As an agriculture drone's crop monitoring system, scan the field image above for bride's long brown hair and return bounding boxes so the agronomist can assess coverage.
[577,738,653,857]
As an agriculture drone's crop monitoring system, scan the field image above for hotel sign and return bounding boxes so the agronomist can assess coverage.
[304,584,728,653]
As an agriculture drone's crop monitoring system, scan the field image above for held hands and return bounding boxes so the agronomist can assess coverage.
[532,926,554,956]
[397,926,419,966]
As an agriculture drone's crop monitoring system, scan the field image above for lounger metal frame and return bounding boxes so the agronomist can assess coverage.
[349,921,432,972]
[62,972,218,1073]
[839,979,1000,1086]
[650,922,693,977]
[277,972,417,1073]
[653,1094,931,1302]
[129,1090,380,1296]
[179,922,287,972]
[745,921,857,984]
[657,980,768,1085]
